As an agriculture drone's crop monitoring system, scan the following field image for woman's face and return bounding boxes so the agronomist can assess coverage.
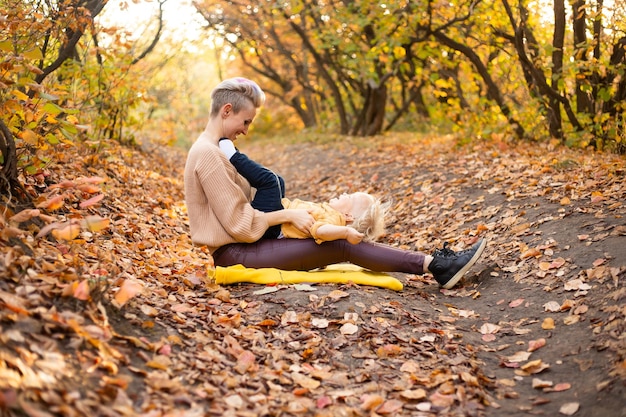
[223,104,257,140]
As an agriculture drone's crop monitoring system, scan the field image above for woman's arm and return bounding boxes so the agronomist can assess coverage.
[314,224,364,244]
[265,209,313,234]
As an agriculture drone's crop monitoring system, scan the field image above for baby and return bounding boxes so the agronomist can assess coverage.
[281,191,386,244]
[219,138,386,244]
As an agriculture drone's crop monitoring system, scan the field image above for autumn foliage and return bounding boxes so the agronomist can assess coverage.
[0,0,625,416]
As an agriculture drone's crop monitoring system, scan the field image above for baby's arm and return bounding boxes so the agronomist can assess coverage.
[314,224,364,244]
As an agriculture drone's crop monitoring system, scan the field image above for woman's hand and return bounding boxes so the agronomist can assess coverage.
[288,209,315,234]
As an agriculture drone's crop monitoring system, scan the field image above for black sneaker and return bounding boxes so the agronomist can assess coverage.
[428,239,486,289]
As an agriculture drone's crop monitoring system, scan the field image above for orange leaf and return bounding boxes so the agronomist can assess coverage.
[376,400,404,415]
[77,184,101,194]
[528,338,546,352]
[51,222,81,241]
[37,194,65,211]
[114,280,143,307]
[20,129,38,144]
[82,215,110,232]
[79,193,104,208]
[73,279,90,301]
[361,394,384,411]
[520,248,541,259]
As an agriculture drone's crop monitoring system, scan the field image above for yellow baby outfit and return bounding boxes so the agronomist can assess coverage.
[280,198,345,244]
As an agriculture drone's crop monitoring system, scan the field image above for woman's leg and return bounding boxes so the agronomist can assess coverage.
[213,239,426,274]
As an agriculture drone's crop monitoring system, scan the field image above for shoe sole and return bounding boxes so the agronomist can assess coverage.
[442,239,487,289]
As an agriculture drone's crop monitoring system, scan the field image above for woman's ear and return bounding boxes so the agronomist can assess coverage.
[222,103,232,118]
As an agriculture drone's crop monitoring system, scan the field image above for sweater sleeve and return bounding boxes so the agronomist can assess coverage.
[184,141,269,249]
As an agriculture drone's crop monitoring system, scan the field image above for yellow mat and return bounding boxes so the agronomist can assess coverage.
[213,264,403,291]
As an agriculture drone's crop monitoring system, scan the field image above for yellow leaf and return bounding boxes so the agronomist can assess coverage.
[560,197,571,205]
[12,89,29,101]
[23,47,43,60]
[20,129,39,145]
[82,215,110,232]
[115,279,143,307]
[542,317,555,330]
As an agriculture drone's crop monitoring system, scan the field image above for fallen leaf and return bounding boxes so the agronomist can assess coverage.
[340,323,358,335]
[51,222,81,241]
[528,338,546,352]
[480,323,501,335]
[73,279,90,301]
[506,351,532,363]
[400,389,427,400]
[543,301,560,312]
[292,372,320,389]
[520,359,550,374]
[234,350,256,374]
[360,394,384,410]
[82,215,110,232]
[37,194,65,210]
[115,280,143,307]
[376,399,403,414]
[509,298,524,308]
[542,317,555,329]
[327,290,349,300]
[532,378,553,389]
[9,209,40,223]
[559,402,580,415]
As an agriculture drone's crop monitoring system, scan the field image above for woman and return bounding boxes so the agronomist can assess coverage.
[184,77,486,289]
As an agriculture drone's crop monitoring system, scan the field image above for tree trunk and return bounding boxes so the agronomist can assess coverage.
[572,0,593,114]
[0,120,27,202]
[550,0,566,139]
[353,81,387,136]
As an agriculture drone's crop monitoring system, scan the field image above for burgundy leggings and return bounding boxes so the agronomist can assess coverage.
[212,238,426,274]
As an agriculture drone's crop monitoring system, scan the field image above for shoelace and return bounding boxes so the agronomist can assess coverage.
[433,242,457,258]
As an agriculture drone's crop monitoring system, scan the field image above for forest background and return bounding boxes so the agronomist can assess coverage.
[1,0,626,193]
[0,0,625,416]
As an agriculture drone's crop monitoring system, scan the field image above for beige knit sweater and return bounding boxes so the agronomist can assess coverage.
[184,136,269,253]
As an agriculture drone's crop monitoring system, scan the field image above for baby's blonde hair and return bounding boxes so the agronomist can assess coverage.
[350,194,388,241]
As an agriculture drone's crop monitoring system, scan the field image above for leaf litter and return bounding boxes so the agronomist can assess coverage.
[0,134,624,416]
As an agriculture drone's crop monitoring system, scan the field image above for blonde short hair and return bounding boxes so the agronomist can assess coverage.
[350,193,388,242]
[210,77,266,117]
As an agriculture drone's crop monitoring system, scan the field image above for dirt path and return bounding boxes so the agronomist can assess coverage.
[1,134,623,416]
[232,134,626,416]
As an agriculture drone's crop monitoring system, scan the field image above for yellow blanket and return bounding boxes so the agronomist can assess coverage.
[213,264,403,291]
